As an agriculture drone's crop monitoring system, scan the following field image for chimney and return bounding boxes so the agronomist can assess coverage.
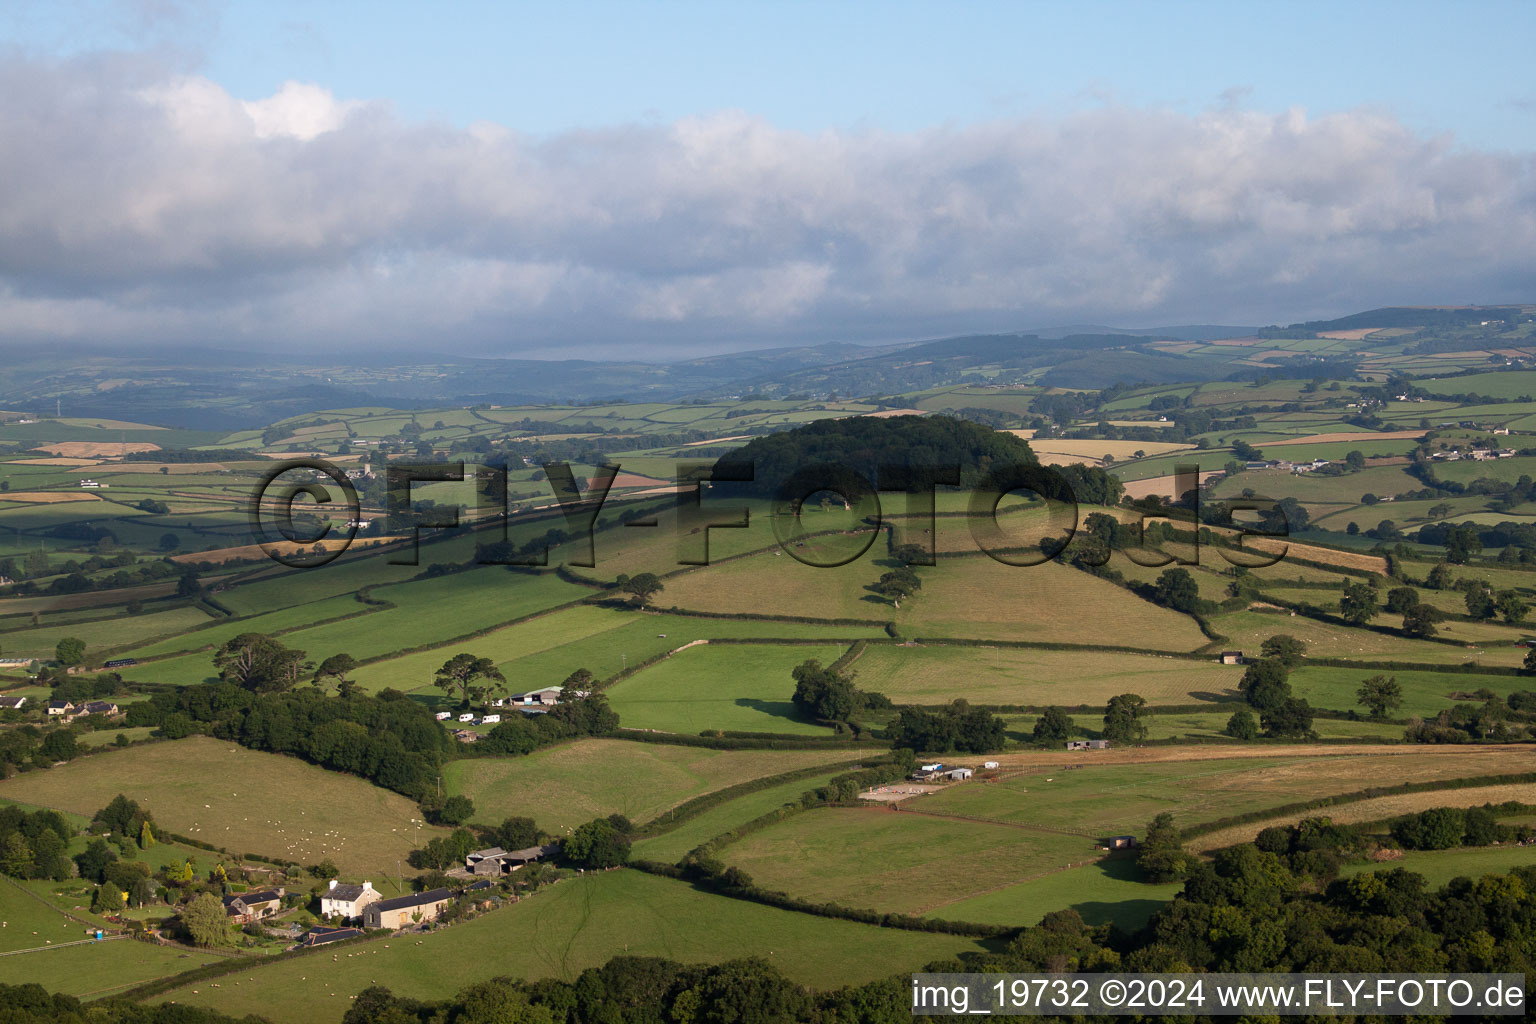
[328,879,338,890]
[363,880,372,891]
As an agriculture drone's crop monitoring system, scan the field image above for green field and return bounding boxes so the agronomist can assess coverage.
[928,854,1183,929]
[446,739,864,832]
[848,643,1241,706]
[1341,845,1536,888]
[0,738,447,885]
[722,805,1092,917]
[154,869,989,1024]
[911,749,1521,836]
[605,642,850,735]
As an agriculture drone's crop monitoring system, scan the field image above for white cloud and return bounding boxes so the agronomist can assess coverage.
[0,53,1531,357]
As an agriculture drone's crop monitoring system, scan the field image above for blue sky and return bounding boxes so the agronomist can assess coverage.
[0,2,1533,356]
[10,1,1535,148]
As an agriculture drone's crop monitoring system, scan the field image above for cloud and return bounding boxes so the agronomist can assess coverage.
[0,52,1532,358]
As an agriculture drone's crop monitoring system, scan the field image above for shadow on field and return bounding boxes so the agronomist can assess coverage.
[1069,855,1170,932]
[734,697,815,726]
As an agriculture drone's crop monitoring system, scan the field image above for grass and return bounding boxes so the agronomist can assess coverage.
[0,938,220,1000]
[1288,664,1530,717]
[445,740,864,833]
[926,854,1183,930]
[153,869,989,1024]
[349,604,886,697]
[848,643,1242,706]
[631,770,851,865]
[721,805,1092,917]
[911,748,1525,838]
[0,605,215,661]
[0,738,447,885]
[605,642,848,735]
[1189,782,1536,852]
[1340,845,1536,889]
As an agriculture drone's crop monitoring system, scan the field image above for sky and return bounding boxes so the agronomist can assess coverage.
[1,0,1534,360]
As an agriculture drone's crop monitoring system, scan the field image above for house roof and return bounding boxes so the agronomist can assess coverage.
[466,847,506,861]
[0,696,25,707]
[82,701,117,713]
[46,700,74,710]
[223,888,282,910]
[324,883,371,902]
[370,887,453,913]
[304,926,363,946]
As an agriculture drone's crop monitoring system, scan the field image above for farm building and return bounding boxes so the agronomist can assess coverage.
[1105,835,1137,850]
[465,843,559,876]
[1065,740,1110,751]
[320,879,380,921]
[0,696,26,710]
[300,926,364,947]
[453,729,479,743]
[1218,651,1244,665]
[363,887,453,930]
[223,888,285,924]
[910,769,943,782]
[948,768,973,780]
[509,687,563,706]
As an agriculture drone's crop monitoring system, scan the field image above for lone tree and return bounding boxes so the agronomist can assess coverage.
[313,653,360,696]
[1153,568,1200,614]
[1239,659,1291,713]
[1356,675,1403,719]
[790,659,857,722]
[1402,604,1443,638]
[1259,634,1307,668]
[616,572,664,607]
[213,633,309,693]
[1464,581,1497,621]
[1102,693,1147,743]
[1137,812,1189,882]
[1496,590,1528,625]
[873,565,921,605]
[563,817,630,869]
[1225,709,1259,740]
[433,653,506,707]
[1338,581,1379,626]
[182,891,230,948]
[1032,706,1074,744]
[54,637,86,667]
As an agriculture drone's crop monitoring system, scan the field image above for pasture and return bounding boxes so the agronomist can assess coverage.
[0,738,446,884]
[604,642,849,735]
[445,740,864,832]
[1339,845,1536,889]
[154,870,988,1023]
[925,854,1183,929]
[721,805,1092,917]
[909,747,1524,838]
[847,643,1241,707]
